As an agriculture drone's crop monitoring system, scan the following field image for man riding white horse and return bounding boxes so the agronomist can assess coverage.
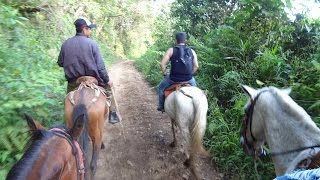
[157,32,199,112]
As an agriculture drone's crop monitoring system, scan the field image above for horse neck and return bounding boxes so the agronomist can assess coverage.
[34,137,76,178]
[10,135,75,180]
[258,96,320,175]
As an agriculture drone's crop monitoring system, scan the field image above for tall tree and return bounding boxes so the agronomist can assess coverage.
[170,0,237,37]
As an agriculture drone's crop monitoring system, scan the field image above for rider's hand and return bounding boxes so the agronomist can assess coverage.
[107,80,113,87]
[163,72,167,78]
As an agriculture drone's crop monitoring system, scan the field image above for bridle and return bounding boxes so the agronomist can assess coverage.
[240,89,320,171]
[240,90,268,157]
[50,128,85,180]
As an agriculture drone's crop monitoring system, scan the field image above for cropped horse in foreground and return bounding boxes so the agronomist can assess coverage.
[64,76,109,179]
[240,85,320,179]
[164,85,208,180]
[6,113,85,180]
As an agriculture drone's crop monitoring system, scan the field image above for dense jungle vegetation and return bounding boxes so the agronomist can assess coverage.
[0,0,319,179]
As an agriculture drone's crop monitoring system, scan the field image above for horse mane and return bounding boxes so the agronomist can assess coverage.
[6,125,67,180]
[267,86,311,121]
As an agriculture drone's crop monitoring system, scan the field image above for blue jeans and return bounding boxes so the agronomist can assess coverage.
[158,75,197,109]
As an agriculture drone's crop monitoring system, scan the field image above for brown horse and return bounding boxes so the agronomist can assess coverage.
[6,113,85,180]
[64,76,109,179]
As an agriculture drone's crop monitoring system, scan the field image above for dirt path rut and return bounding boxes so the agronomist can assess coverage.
[94,60,224,180]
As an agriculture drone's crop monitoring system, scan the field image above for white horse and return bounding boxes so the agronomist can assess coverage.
[164,86,208,179]
[240,85,320,178]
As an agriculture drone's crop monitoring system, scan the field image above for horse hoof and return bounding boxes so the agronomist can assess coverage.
[184,159,190,167]
[170,142,176,147]
[90,162,97,173]
[101,143,105,149]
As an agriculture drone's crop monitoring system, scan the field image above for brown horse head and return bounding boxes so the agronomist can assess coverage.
[6,113,85,180]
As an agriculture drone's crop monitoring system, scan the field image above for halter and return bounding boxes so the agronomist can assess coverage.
[50,128,85,180]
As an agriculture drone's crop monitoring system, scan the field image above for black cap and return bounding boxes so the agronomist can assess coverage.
[74,17,96,29]
[175,32,187,43]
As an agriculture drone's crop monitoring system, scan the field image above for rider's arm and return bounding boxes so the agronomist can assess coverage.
[191,49,199,74]
[57,46,64,67]
[93,42,110,85]
[160,48,173,76]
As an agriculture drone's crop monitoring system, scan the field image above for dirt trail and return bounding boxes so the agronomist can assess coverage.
[95,60,224,180]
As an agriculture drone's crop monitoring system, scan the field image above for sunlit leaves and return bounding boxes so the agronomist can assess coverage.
[171,0,238,38]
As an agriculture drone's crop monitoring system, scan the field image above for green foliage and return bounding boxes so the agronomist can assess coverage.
[135,48,163,87]
[0,2,66,175]
[170,0,237,38]
[0,126,29,177]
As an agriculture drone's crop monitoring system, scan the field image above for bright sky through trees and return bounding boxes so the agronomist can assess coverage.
[153,0,320,20]
[286,0,320,20]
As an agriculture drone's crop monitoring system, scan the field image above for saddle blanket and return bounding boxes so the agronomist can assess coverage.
[275,168,320,180]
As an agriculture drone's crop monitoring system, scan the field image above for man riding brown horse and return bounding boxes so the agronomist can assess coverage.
[57,17,121,123]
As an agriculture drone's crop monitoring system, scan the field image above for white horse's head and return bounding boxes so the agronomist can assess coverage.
[240,85,291,157]
[239,85,320,176]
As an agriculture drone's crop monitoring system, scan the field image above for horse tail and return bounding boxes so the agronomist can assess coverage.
[191,91,208,156]
[72,90,90,175]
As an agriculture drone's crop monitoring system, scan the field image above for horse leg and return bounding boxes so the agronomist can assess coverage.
[184,144,201,180]
[180,128,191,167]
[189,154,201,180]
[101,104,108,151]
[170,119,177,147]
[90,143,100,178]
[88,122,103,178]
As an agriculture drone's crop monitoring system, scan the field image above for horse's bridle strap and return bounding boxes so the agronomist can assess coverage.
[50,128,84,180]
[246,90,268,142]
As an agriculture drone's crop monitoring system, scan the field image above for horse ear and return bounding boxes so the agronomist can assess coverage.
[24,113,46,131]
[70,115,85,140]
[282,87,292,95]
[241,85,256,100]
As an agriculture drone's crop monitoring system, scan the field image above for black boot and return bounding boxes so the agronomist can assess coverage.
[157,107,165,113]
[109,111,120,124]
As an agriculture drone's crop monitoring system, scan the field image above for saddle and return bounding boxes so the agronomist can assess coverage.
[67,76,108,108]
[164,82,191,97]
[298,152,320,169]
[76,76,99,86]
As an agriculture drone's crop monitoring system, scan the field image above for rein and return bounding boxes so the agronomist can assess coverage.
[268,145,320,157]
[50,128,85,180]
